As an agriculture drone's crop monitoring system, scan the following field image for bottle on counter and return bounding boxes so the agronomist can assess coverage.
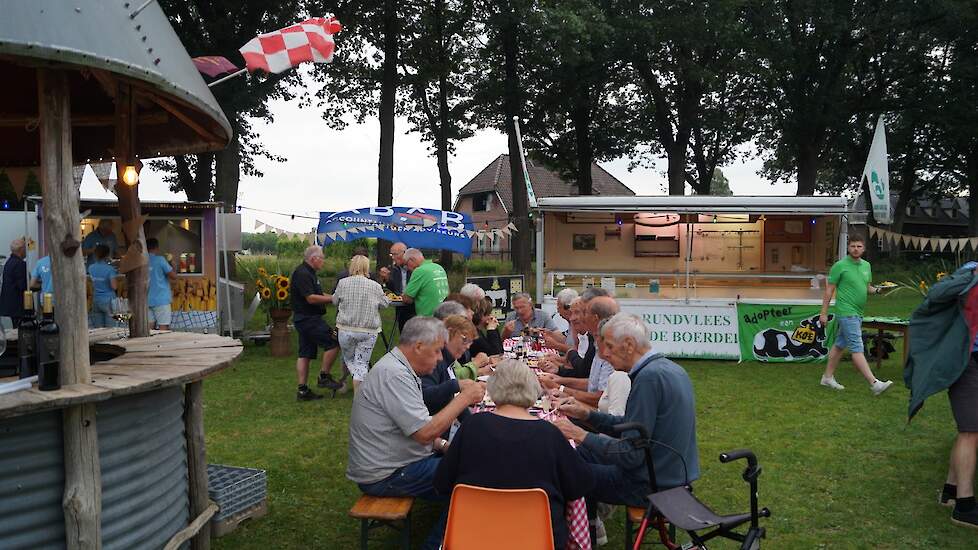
[37,293,60,391]
[17,291,38,379]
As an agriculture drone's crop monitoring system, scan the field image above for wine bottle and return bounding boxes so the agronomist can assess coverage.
[37,293,60,391]
[17,291,38,379]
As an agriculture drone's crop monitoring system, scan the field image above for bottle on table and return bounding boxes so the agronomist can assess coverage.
[17,291,38,379]
[37,293,60,391]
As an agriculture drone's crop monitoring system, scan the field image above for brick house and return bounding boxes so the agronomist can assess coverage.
[454,154,634,259]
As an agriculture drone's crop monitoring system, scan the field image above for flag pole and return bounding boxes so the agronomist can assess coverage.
[207,68,248,88]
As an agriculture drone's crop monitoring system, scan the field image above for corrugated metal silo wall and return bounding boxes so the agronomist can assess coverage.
[0,410,67,549]
[0,386,190,550]
[99,386,189,550]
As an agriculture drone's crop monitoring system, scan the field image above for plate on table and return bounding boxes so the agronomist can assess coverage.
[876,281,898,289]
[477,375,490,382]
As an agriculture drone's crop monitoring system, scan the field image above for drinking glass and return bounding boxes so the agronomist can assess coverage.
[110,298,131,339]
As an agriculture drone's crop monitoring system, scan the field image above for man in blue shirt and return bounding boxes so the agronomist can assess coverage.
[146,238,177,330]
[31,255,53,297]
[81,219,118,266]
[555,312,700,525]
[87,246,118,327]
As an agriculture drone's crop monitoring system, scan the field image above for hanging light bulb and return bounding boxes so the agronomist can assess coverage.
[713,215,718,223]
[122,164,139,186]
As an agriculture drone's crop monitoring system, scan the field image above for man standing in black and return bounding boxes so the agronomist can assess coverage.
[0,238,28,326]
[290,245,342,401]
[379,242,415,330]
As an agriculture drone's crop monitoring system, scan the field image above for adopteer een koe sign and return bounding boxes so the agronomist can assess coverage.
[737,302,837,363]
[317,206,475,257]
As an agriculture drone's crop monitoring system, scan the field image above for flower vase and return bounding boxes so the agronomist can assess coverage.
[269,308,292,357]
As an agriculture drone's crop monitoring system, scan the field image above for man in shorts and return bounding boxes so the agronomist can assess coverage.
[818,236,893,395]
[290,245,342,401]
[147,239,177,330]
[906,261,978,529]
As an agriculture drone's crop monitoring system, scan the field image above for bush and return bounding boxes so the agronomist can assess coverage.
[453,258,513,275]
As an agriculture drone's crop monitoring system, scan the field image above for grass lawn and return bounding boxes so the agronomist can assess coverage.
[203,290,976,549]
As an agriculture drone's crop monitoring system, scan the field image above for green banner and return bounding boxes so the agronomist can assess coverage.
[737,303,837,362]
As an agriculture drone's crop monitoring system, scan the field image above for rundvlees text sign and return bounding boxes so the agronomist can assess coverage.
[618,301,740,360]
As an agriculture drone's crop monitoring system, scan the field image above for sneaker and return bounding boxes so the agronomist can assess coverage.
[296,386,324,401]
[939,490,956,508]
[870,379,893,396]
[820,376,845,390]
[317,372,343,390]
[594,516,607,546]
[951,506,978,530]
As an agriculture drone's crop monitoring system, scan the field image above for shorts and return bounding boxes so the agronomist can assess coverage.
[949,355,978,433]
[294,315,338,359]
[338,330,379,381]
[833,315,864,353]
[149,304,172,327]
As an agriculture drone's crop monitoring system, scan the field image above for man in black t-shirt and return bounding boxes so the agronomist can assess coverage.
[290,245,342,401]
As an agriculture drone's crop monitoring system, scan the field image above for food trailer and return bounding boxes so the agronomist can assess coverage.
[535,196,853,361]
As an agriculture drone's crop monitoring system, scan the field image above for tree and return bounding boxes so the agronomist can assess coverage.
[153,1,304,209]
[401,0,478,266]
[616,0,750,195]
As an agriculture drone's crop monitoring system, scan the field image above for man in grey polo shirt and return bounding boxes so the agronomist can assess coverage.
[348,316,484,550]
[502,292,560,339]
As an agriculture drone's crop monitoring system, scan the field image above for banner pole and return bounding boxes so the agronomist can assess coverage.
[207,68,247,88]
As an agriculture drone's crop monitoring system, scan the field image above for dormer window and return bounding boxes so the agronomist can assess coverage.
[472,192,492,212]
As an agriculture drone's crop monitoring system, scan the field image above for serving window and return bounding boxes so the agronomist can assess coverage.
[80,216,204,275]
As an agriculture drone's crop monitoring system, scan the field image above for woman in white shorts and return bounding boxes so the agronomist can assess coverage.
[333,255,391,391]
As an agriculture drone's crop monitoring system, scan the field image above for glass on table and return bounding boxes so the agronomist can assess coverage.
[110,297,132,338]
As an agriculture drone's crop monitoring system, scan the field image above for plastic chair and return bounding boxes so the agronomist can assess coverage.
[443,484,554,550]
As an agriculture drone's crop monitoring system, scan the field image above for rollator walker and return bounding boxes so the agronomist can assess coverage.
[612,423,771,550]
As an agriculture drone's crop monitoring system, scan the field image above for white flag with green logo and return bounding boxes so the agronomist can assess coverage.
[862,115,891,224]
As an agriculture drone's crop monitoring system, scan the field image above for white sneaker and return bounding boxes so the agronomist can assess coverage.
[821,376,845,390]
[871,379,893,395]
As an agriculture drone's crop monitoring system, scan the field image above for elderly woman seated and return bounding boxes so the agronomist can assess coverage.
[433,359,595,549]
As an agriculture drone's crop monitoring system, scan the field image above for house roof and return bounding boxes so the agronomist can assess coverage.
[455,154,634,212]
[854,194,970,226]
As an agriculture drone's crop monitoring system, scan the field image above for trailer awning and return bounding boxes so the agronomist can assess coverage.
[536,195,852,215]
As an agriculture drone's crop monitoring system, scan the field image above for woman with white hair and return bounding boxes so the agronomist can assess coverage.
[333,255,391,391]
[433,359,595,549]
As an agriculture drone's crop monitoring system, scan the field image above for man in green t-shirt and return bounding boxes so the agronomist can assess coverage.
[819,236,893,395]
[401,248,449,316]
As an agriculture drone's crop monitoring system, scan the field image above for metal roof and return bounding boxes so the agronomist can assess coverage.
[0,1,232,167]
[536,195,853,215]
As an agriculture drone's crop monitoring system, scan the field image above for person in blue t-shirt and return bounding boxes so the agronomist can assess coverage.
[31,255,53,297]
[146,238,177,330]
[87,245,118,328]
[81,219,118,266]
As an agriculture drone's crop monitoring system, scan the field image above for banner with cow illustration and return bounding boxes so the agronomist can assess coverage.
[465,275,525,321]
[737,302,837,362]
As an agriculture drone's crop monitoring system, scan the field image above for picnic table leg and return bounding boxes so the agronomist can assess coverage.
[903,327,910,365]
[875,329,883,370]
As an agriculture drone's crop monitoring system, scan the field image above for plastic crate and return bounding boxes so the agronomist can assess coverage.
[207,464,267,521]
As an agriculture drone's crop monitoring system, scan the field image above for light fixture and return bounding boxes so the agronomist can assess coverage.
[122,165,139,186]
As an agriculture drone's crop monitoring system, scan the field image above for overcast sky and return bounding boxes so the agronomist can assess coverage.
[80,95,798,234]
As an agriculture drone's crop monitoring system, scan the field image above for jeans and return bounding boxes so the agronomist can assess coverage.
[833,315,864,353]
[90,300,113,328]
[358,455,448,550]
[577,445,647,510]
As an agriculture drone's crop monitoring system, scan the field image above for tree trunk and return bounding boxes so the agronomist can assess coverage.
[113,83,150,338]
[501,2,530,275]
[436,0,453,269]
[796,143,818,195]
[37,68,101,550]
[214,120,241,210]
[377,0,398,269]
[571,79,594,196]
[666,142,686,195]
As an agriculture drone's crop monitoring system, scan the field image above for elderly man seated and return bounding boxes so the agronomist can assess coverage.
[347,317,485,550]
[538,296,618,408]
[501,292,559,339]
[554,312,700,517]
[541,288,580,354]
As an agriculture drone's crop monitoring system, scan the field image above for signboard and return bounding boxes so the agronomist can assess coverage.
[317,206,474,256]
[737,303,837,362]
[465,275,525,320]
[620,302,740,360]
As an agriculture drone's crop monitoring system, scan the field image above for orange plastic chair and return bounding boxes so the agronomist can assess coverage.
[442,484,555,550]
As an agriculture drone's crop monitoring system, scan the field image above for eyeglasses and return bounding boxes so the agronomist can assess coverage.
[461,336,473,345]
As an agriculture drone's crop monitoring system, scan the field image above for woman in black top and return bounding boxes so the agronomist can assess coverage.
[469,297,504,357]
[433,359,595,548]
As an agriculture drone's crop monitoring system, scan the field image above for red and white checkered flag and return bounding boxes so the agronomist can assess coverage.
[239,17,342,74]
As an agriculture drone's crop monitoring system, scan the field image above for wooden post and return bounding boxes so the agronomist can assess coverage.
[114,83,150,337]
[185,381,211,549]
[37,68,101,549]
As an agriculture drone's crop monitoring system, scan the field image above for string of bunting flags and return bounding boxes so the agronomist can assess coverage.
[869,226,978,253]
[253,219,316,241]
[316,221,518,242]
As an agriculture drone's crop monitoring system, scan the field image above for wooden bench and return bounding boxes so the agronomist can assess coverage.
[349,495,414,550]
[625,506,675,549]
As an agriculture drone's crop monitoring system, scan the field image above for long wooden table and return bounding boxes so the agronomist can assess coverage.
[861,318,909,370]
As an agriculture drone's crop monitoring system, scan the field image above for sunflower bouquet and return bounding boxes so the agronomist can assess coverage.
[254,266,291,310]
